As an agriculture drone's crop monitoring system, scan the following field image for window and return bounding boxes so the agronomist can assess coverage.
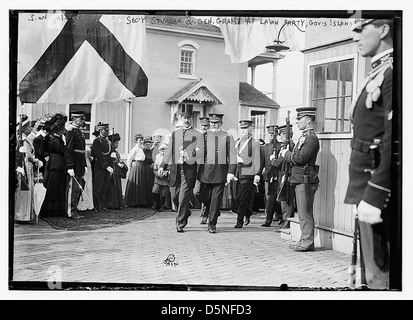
[178,40,199,79]
[251,110,267,142]
[310,58,354,133]
[69,104,92,140]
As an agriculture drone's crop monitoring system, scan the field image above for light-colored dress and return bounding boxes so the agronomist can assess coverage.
[15,133,36,222]
[77,146,94,211]
[124,144,146,207]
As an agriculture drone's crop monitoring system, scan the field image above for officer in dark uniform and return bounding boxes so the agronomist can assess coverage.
[282,107,320,251]
[195,116,210,224]
[64,112,87,219]
[197,113,237,233]
[344,19,394,289]
[271,124,296,230]
[233,120,261,228]
[91,122,113,212]
[261,124,283,227]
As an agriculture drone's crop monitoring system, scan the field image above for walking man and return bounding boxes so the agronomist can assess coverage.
[281,107,320,251]
[261,124,283,227]
[64,112,87,219]
[91,122,113,212]
[344,19,395,289]
[197,113,237,233]
[159,105,203,232]
[233,120,261,228]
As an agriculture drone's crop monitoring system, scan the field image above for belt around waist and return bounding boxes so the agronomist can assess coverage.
[350,138,380,153]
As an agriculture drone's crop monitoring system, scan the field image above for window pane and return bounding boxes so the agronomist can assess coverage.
[326,63,338,98]
[311,66,325,99]
[324,98,337,119]
[180,50,194,75]
[324,119,337,133]
[339,60,353,96]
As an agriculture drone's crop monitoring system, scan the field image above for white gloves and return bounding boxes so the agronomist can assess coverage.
[84,167,88,174]
[36,160,43,168]
[280,147,288,158]
[356,200,383,224]
[253,175,261,185]
[158,167,164,176]
[16,167,25,175]
[67,169,75,177]
[106,166,114,174]
[225,173,238,186]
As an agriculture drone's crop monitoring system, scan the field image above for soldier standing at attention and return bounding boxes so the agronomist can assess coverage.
[233,120,261,228]
[344,19,395,289]
[197,113,237,233]
[261,124,283,227]
[91,122,113,212]
[64,112,87,219]
[281,107,320,252]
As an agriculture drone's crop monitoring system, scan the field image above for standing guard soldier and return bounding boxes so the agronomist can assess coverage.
[159,105,203,233]
[344,19,395,289]
[233,120,261,228]
[261,124,283,227]
[197,113,237,233]
[281,107,320,251]
[64,112,87,219]
[91,122,113,212]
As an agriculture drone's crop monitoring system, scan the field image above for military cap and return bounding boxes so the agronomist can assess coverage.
[350,19,375,31]
[16,114,30,128]
[266,124,278,133]
[296,107,317,119]
[278,124,293,134]
[108,133,121,142]
[208,113,224,123]
[71,111,86,120]
[179,105,194,117]
[239,120,253,128]
[199,117,210,126]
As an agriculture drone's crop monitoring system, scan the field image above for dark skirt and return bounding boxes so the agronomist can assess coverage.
[143,163,154,207]
[106,164,123,209]
[39,169,66,217]
[124,161,146,207]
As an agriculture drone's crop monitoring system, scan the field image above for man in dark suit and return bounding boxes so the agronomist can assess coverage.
[91,122,113,212]
[282,107,320,252]
[159,105,203,232]
[261,125,283,227]
[197,113,237,233]
[64,112,87,219]
[344,19,395,289]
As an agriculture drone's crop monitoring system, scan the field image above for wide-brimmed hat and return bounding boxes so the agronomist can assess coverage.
[71,111,86,120]
[108,133,121,142]
[92,122,109,136]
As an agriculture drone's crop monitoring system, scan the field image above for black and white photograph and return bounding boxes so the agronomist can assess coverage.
[3,0,410,302]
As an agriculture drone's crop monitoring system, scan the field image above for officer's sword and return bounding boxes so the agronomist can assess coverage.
[72,175,97,212]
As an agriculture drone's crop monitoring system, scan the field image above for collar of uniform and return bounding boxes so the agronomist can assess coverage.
[36,130,46,137]
[71,123,80,129]
[371,48,393,69]
[302,127,314,136]
[183,126,192,132]
[99,135,108,139]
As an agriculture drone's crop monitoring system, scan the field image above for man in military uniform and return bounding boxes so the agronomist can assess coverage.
[345,19,395,289]
[64,112,87,219]
[197,113,237,233]
[91,122,113,212]
[159,105,203,233]
[272,124,296,230]
[233,120,261,228]
[194,116,210,224]
[261,124,283,227]
[281,107,319,251]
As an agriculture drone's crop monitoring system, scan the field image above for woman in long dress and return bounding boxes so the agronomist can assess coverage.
[124,134,146,207]
[15,116,43,223]
[142,136,155,208]
[77,146,94,211]
[39,113,67,217]
[106,133,125,209]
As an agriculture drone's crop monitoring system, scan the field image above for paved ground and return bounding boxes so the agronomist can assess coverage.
[11,209,353,291]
